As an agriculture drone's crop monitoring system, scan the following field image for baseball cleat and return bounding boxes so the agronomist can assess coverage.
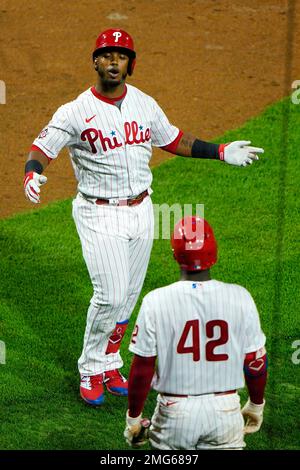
[104,369,128,396]
[80,374,104,406]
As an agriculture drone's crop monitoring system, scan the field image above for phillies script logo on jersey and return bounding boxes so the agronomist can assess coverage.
[81,121,151,153]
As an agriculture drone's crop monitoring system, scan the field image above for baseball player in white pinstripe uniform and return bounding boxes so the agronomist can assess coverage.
[124,216,267,450]
[24,29,264,406]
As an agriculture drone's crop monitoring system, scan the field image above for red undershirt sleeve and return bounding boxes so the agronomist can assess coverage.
[243,352,267,404]
[160,130,184,154]
[128,354,156,418]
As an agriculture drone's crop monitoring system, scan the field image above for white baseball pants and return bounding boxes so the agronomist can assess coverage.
[72,192,154,376]
[149,392,245,450]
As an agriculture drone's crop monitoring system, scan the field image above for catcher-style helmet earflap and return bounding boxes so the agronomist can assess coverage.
[171,216,217,271]
[93,29,136,76]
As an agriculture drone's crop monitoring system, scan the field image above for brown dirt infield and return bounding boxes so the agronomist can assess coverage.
[0,0,299,219]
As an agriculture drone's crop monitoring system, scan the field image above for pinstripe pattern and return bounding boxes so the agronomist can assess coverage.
[32,83,178,377]
[73,193,154,375]
[130,280,266,393]
[33,84,179,198]
[149,393,245,450]
[129,279,266,449]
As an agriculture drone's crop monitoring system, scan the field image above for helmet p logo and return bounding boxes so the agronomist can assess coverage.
[113,31,122,42]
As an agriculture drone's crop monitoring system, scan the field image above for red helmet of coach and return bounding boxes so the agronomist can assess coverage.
[92,29,136,75]
[171,216,217,271]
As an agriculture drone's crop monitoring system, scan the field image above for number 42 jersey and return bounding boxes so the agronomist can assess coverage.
[129,280,266,395]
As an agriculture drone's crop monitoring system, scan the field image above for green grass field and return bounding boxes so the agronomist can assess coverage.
[0,98,299,450]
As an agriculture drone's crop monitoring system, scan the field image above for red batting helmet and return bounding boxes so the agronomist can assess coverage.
[92,29,136,75]
[171,216,217,271]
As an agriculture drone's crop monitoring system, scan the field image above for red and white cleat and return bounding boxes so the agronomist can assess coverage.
[80,374,104,406]
[104,369,128,396]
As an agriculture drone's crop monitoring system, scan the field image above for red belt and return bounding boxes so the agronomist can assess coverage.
[162,390,236,398]
[95,190,149,207]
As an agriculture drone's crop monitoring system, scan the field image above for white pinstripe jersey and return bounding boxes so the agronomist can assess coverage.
[129,280,266,395]
[33,84,179,198]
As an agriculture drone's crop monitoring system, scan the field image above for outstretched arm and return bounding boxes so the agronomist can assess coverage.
[175,132,220,158]
[162,131,264,166]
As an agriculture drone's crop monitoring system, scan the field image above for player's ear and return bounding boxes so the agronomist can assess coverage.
[94,59,98,71]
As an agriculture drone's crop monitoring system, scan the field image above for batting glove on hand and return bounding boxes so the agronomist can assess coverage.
[24,172,48,204]
[242,398,265,434]
[124,411,151,447]
[220,141,264,167]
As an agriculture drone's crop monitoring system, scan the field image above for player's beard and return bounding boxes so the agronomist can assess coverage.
[98,68,127,89]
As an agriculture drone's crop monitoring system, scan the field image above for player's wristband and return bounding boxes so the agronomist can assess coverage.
[126,410,142,426]
[25,159,44,175]
[191,139,219,159]
[218,143,230,161]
